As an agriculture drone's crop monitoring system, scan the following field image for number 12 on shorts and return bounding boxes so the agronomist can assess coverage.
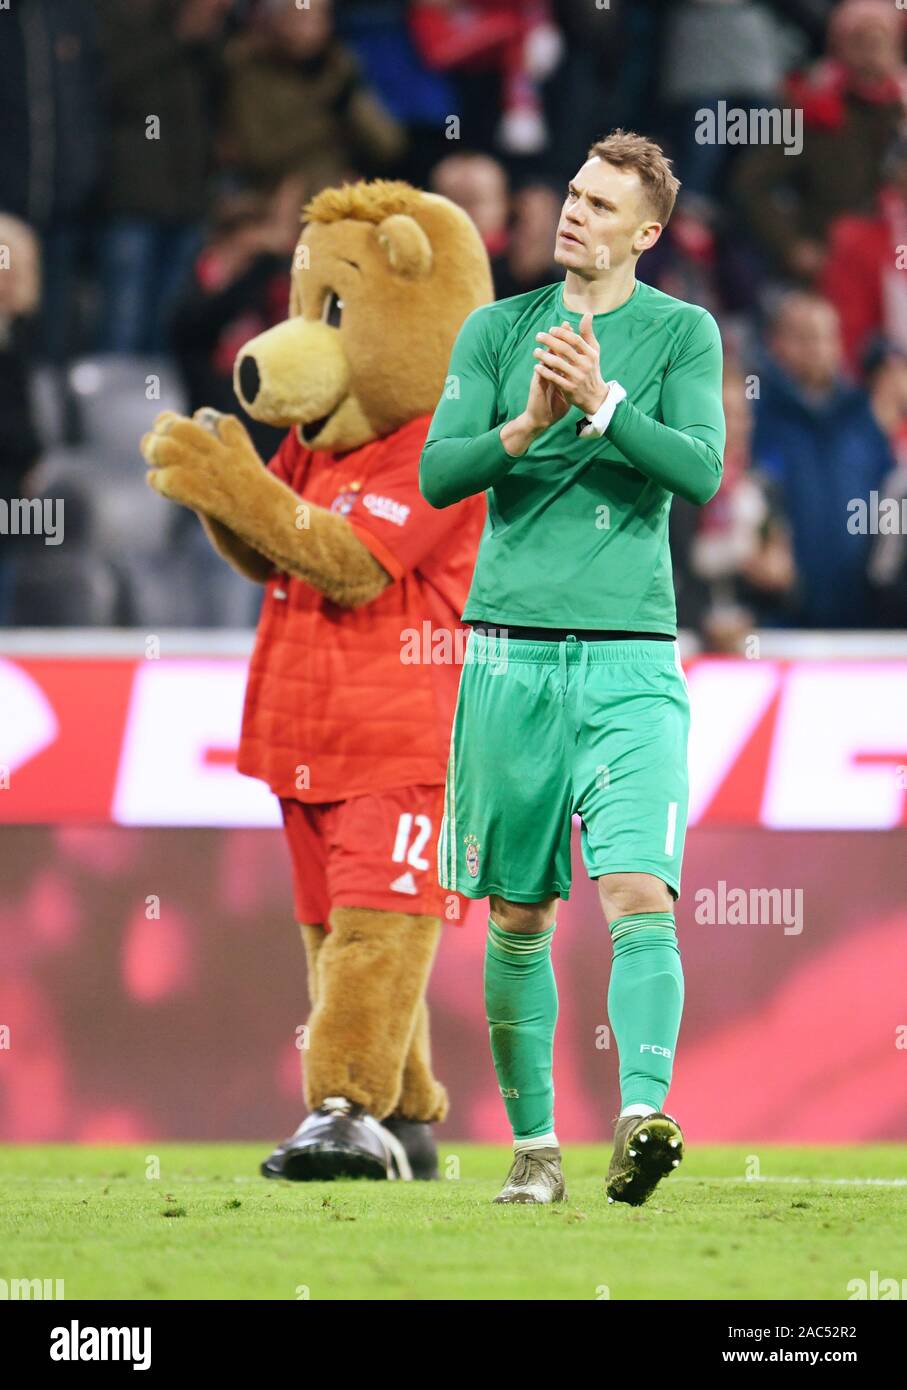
[392,813,432,870]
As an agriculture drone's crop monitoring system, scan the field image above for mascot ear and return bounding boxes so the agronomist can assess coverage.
[375,214,433,279]
[289,242,305,317]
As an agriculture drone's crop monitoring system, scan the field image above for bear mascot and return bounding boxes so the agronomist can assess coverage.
[141,180,492,1179]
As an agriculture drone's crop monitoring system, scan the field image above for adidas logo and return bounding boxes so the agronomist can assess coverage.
[390,871,418,895]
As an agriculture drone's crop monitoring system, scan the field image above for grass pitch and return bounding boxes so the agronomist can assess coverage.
[2,1143,905,1300]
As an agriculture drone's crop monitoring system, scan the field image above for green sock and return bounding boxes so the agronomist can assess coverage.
[484,919,558,1142]
[607,912,684,1112]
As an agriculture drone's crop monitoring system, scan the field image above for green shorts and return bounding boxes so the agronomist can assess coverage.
[438,630,691,902]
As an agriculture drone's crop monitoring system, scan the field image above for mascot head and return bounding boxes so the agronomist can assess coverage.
[233,179,493,452]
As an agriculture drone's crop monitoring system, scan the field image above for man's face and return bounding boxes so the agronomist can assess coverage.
[873,351,907,407]
[554,158,660,276]
[771,300,843,391]
[432,158,508,241]
[271,0,332,58]
[837,17,902,85]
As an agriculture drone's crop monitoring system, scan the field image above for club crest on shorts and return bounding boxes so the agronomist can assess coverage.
[464,833,481,878]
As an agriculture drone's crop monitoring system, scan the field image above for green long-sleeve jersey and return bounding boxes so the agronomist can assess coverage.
[419,278,725,632]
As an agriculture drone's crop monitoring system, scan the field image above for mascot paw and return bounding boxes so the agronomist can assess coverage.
[139,408,261,517]
[260,1097,418,1182]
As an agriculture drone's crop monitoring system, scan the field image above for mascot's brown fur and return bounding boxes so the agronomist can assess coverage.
[141,181,492,1169]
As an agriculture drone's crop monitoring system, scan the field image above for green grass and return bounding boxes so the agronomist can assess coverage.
[1,1143,905,1300]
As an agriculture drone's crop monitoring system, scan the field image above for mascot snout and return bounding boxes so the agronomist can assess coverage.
[234,317,349,436]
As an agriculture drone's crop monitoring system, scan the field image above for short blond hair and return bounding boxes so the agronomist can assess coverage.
[586,130,681,226]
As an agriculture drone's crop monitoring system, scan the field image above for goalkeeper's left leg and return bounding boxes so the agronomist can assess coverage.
[599,873,686,1205]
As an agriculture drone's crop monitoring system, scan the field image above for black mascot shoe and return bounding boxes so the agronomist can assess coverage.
[380,1115,439,1180]
[260,1097,416,1181]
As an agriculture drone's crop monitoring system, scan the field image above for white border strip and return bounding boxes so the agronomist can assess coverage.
[3,628,907,661]
[674,1176,907,1187]
[0,629,256,657]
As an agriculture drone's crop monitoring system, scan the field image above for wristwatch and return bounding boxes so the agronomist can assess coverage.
[575,381,627,437]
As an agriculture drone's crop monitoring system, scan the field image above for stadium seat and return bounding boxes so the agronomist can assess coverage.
[68,354,187,456]
[115,552,200,627]
[29,364,69,449]
[8,550,125,626]
[91,474,172,558]
[27,444,170,553]
[199,557,264,629]
[19,460,95,547]
[116,543,261,628]
[17,439,261,627]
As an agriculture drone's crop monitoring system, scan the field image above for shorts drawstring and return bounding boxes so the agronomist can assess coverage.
[559,635,589,740]
[575,640,589,739]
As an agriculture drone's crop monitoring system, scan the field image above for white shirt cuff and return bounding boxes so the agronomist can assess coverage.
[577,381,627,438]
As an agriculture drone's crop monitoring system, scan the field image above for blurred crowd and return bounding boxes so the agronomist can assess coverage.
[2,0,907,639]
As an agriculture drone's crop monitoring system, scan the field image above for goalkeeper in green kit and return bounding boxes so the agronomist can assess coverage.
[419,130,726,1206]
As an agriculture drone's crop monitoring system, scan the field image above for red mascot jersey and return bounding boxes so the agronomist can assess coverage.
[237,414,485,802]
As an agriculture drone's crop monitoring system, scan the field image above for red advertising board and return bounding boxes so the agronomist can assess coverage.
[2,652,906,827]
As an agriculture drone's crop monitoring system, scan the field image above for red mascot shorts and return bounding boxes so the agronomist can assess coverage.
[279,784,464,926]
